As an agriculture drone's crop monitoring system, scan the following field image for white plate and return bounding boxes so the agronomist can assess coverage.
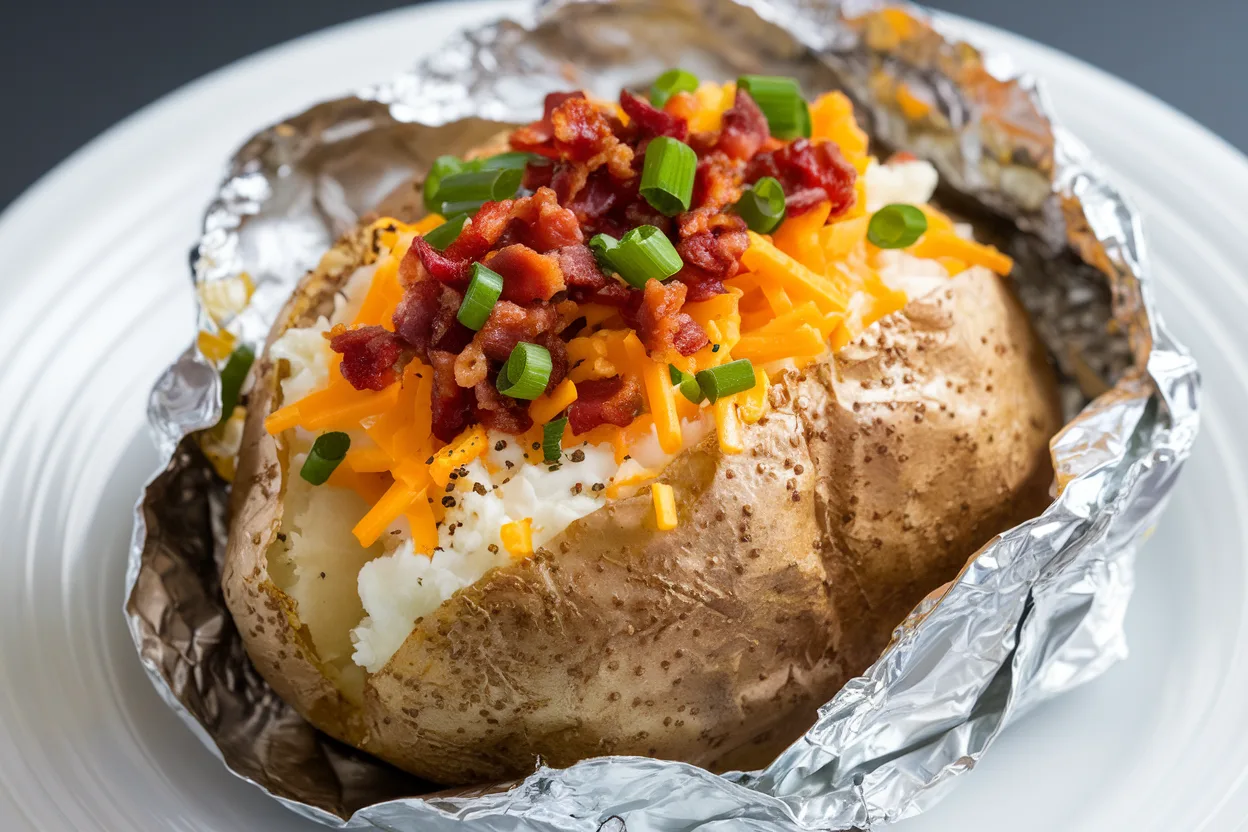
[0,3,1240,830]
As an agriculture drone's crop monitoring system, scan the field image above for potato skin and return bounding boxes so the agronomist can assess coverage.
[225,221,1062,784]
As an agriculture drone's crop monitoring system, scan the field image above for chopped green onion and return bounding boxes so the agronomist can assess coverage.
[300,431,351,485]
[696,359,756,403]
[498,342,553,400]
[217,344,255,426]
[542,416,568,463]
[435,167,523,216]
[866,203,928,249]
[737,75,811,140]
[734,176,787,234]
[650,68,699,109]
[457,263,504,330]
[422,213,470,251]
[423,155,467,213]
[640,136,697,216]
[476,151,542,172]
[588,233,620,274]
[606,225,684,288]
[668,364,705,404]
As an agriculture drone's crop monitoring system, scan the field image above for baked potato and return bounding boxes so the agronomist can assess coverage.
[219,77,1062,785]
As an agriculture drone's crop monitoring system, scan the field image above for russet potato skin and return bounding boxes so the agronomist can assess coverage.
[224,218,1062,785]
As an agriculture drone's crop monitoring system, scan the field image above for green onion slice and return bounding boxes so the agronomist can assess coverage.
[650,68,699,109]
[435,167,523,216]
[588,233,620,275]
[668,364,705,404]
[866,203,928,249]
[422,213,469,252]
[457,263,504,330]
[476,151,542,172]
[640,136,697,217]
[734,176,787,234]
[737,75,811,140]
[607,225,684,288]
[423,155,466,213]
[300,431,351,486]
[542,416,568,463]
[696,359,756,403]
[498,342,553,400]
[217,344,255,426]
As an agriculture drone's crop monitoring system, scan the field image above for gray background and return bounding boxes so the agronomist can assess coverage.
[2,0,1245,213]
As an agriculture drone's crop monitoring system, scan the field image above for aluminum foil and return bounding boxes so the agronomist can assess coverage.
[124,0,1201,829]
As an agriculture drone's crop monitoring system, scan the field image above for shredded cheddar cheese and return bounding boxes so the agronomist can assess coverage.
[500,518,533,556]
[652,483,678,530]
[429,425,488,487]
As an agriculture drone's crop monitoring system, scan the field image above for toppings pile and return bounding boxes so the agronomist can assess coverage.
[249,72,1015,549]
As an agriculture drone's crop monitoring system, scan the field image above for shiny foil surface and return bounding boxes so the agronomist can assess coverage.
[124,0,1201,829]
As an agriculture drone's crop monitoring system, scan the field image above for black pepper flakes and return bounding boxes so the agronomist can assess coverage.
[441,496,457,508]
[473,482,487,496]
[570,449,585,463]
[487,544,499,554]
[494,440,507,451]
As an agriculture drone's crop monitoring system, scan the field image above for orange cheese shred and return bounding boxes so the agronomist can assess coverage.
[404,487,439,554]
[623,333,681,454]
[267,383,401,434]
[352,478,420,547]
[734,324,826,365]
[651,482,678,530]
[530,378,578,425]
[345,444,393,474]
[910,231,1014,276]
[428,424,488,487]
[736,368,771,424]
[500,518,533,557]
[741,232,849,312]
[714,399,745,454]
[197,328,236,362]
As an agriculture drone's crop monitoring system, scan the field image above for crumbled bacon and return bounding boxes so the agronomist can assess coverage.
[746,138,857,217]
[555,244,609,291]
[327,325,405,391]
[473,301,562,363]
[474,379,533,435]
[523,160,556,190]
[692,153,746,215]
[392,280,471,359]
[404,235,472,287]
[567,375,644,434]
[509,187,583,252]
[716,89,770,161]
[674,214,748,301]
[538,330,569,392]
[563,168,619,226]
[485,244,566,304]
[513,95,635,179]
[619,91,688,141]
[428,350,474,442]
[636,279,709,358]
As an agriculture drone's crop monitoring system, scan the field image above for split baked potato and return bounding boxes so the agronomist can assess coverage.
[218,77,1062,785]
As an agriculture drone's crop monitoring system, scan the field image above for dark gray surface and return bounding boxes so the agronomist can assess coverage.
[2,0,1245,212]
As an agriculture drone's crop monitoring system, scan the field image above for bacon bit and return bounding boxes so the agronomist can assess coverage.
[474,378,534,435]
[636,279,709,358]
[392,280,471,359]
[716,89,770,160]
[555,244,609,291]
[486,244,566,304]
[510,187,583,252]
[327,325,405,391]
[538,330,569,392]
[563,168,619,226]
[428,350,474,442]
[473,301,562,362]
[676,266,728,303]
[552,97,618,162]
[567,375,644,434]
[551,163,590,205]
[746,138,857,217]
[454,341,489,388]
[522,160,555,190]
[405,235,472,287]
[510,91,587,155]
[575,281,637,309]
[444,200,515,263]
[674,214,749,301]
[692,153,746,215]
[619,91,688,140]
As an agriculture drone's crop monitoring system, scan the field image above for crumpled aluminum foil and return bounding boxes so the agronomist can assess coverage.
[124,0,1201,828]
